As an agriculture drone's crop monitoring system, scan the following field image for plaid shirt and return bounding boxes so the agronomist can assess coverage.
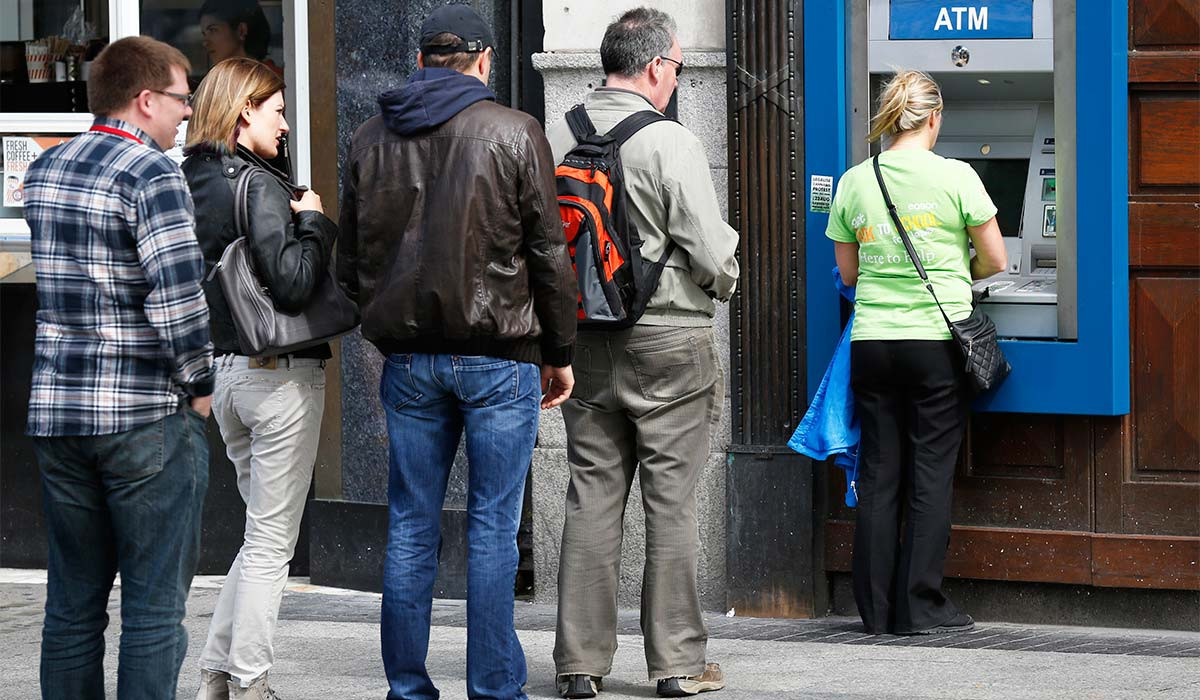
[24,118,214,437]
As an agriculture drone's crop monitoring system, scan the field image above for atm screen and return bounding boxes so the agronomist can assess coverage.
[963,159,1030,237]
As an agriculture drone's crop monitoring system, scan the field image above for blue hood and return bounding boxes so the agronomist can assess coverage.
[378,67,495,136]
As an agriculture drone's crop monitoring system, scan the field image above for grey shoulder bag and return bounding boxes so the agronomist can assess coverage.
[871,154,1011,395]
[209,166,359,356]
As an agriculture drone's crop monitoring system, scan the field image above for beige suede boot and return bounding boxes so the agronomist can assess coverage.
[227,673,283,700]
[195,670,231,700]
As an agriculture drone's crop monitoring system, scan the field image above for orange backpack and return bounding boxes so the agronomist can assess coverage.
[556,105,677,328]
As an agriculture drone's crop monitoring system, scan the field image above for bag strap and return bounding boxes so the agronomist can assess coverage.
[565,104,596,142]
[206,165,257,284]
[871,154,955,331]
[232,166,261,278]
[612,110,676,265]
[606,110,671,147]
[233,166,253,238]
[565,104,671,147]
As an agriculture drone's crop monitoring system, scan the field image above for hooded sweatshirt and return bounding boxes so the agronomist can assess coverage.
[377,67,495,135]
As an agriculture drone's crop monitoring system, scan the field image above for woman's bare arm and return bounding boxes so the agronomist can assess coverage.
[834,241,860,287]
[967,216,1007,280]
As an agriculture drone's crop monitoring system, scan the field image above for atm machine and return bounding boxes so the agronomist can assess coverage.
[865,0,1070,339]
[808,0,1127,414]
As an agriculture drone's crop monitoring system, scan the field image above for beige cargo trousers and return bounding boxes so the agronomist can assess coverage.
[554,325,724,681]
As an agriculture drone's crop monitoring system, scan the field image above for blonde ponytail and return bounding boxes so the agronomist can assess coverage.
[867,70,943,143]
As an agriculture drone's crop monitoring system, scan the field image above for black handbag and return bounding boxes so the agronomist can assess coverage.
[209,166,359,356]
[871,154,1011,395]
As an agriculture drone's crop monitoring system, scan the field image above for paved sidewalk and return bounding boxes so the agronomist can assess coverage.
[1,569,1198,699]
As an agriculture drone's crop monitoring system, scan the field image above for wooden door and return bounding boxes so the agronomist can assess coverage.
[1091,0,1200,589]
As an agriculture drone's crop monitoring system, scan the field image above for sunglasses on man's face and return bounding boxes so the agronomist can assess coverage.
[658,55,684,77]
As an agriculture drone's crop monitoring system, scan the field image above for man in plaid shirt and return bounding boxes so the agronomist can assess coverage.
[22,37,214,698]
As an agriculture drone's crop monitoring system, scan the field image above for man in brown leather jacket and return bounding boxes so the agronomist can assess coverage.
[336,6,576,699]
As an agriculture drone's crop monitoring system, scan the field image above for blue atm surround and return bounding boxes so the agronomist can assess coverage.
[803,0,1130,416]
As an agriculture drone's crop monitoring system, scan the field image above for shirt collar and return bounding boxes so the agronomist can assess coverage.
[589,87,662,114]
[91,117,159,151]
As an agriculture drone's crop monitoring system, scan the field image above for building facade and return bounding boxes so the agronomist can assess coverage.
[2,0,1197,629]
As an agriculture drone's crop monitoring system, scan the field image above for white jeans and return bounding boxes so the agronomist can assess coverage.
[199,356,325,686]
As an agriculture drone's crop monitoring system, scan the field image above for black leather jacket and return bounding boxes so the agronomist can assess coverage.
[183,146,338,359]
[338,100,577,367]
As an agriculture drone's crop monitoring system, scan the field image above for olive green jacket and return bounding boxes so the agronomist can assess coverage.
[546,88,740,326]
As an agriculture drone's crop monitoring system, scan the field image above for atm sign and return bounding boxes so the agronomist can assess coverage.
[889,0,1034,40]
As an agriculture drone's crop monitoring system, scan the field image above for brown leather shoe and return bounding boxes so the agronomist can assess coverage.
[656,663,725,697]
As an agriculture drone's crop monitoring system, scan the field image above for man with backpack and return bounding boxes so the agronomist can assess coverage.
[548,8,740,699]
[336,5,576,699]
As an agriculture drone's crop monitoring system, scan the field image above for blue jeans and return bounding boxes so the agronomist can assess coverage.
[380,354,539,700]
[33,408,209,700]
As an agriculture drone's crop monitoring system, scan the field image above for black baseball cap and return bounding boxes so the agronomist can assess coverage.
[419,4,495,54]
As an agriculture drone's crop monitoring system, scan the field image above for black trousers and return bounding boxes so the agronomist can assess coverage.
[849,339,968,634]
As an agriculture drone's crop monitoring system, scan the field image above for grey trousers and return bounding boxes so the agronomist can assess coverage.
[554,325,724,681]
[200,356,326,686]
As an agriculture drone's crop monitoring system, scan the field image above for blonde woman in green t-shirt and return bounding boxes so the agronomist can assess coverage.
[826,70,1007,636]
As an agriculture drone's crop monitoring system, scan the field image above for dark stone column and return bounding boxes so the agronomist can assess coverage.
[335,0,514,506]
[317,0,514,595]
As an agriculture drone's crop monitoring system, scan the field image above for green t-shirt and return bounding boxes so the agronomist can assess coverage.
[826,150,997,341]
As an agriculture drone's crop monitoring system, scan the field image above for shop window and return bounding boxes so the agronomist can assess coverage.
[0,0,302,230]
[1,1,110,113]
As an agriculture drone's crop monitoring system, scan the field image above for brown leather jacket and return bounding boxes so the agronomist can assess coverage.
[338,90,577,367]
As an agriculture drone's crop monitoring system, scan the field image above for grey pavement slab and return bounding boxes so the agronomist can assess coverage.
[1,573,1198,699]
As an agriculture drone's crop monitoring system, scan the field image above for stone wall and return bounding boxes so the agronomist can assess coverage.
[531,45,732,612]
[542,0,726,51]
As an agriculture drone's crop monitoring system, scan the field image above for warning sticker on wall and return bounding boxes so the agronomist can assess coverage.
[809,174,833,214]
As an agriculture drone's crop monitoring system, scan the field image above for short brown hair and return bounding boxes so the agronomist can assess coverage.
[421,32,480,73]
[187,57,286,154]
[87,37,192,116]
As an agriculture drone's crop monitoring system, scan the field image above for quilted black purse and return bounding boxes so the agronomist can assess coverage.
[871,154,1011,395]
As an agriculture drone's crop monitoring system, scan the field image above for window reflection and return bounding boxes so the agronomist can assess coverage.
[141,0,290,174]
[0,1,110,113]
[142,0,285,84]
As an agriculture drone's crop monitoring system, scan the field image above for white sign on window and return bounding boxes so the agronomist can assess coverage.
[4,136,70,207]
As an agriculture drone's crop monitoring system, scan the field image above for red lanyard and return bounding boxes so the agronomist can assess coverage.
[89,125,143,144]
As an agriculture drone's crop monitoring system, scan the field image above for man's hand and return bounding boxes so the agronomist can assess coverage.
[189,394,213,418]
[540,365,574,409]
